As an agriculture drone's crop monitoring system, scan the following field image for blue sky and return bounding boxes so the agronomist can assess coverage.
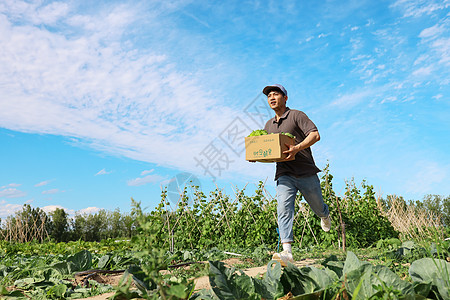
[0,0,449,219]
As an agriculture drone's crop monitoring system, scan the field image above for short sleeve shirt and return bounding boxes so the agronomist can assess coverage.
[264,107,321,181]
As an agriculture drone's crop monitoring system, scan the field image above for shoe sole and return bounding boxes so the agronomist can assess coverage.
[272,254,293,267]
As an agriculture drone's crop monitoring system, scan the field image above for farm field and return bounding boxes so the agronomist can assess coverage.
[1,174,450,299]
[1,238,449,299]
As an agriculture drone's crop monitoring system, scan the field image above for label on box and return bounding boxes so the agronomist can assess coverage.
[244,134,295,162]
[253,148,273,157]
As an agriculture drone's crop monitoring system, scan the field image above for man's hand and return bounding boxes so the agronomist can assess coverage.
[283,143,301,160]
[283,131,320,160]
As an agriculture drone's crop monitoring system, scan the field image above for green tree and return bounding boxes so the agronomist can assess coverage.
[49,208,69,242]
[421,194,442,217]
[442,196,450,227]
[72,213,87,241]
[416,194,450,227]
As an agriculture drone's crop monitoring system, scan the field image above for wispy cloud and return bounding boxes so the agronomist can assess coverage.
[182,11,210,28]
[0,1,237,176]
[140,169,154,176]
[419,23,446,38]
[95,169,113,176]
[391,0,449,18]
[42,189,63,195]
[412,66,434,76]
[77,207,101,215]
[330,89,374,108]
[127,173,167,187]
[1,183,21,188]
[404,160,448,195]
[41,204,74,215]
[0,187,27,198]
[35,180,52,187]
[0,200,23,219]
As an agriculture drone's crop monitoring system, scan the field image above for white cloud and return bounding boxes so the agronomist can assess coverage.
[77,207,101,215]
[35,180,52,187]
[412,66,434,76]
[414,54,429,65]
[0,1,237,177]
[0,188,26,198]
[330,89,374,108]
[432,37,450,65]
[419,24,445,39]
[318,33,330,38]
[380,96,398,104]
[404,160,448,195]
[95,169,113,176]
[0,200,23,219]
[41,204,74,215]
[32,2,70,25]
[0,183,21,188]
[42,189,62,195]
[392,0,449,18]
[127,174,167,186]
[140,169,154,176]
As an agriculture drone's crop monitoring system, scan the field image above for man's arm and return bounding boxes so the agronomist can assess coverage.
[283,130,320,160]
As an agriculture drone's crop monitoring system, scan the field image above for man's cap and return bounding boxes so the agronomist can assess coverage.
[262,84,287,96]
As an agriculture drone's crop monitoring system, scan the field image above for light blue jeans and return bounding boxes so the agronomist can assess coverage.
[276,174,329,243]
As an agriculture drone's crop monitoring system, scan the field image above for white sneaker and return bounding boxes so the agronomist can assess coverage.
[321,215,331,232]
[272,251,294,267]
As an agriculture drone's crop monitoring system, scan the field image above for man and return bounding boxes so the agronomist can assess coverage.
[261,84,331,266]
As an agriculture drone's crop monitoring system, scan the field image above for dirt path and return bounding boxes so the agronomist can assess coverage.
[73,258,319,300]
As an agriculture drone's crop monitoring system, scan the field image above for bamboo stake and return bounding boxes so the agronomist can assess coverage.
[335,196,346,252]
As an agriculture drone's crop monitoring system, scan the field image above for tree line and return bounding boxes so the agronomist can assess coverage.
[0,174,449,245]
[0,205,136,243]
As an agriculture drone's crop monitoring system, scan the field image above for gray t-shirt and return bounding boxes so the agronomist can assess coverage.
[264,107,321,180]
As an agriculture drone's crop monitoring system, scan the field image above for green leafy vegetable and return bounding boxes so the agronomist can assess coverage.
[281,132,295,139]
[248,129,268,136]
[248,130,295,139]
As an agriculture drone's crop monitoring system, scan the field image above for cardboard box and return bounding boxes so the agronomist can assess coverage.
[245,133,295,162]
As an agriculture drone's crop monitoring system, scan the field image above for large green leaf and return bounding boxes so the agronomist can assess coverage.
[345,264,375,299]
[321,255,344,278]
[413,282,432,298]
[50,261,76,275]
[253,260,284,300]
[302,266,337,289]
[281,263,317,295]
[372,265,415,297]
[281,263,336,297]
[208,261,259,300]
[97,254,111,269]
[409,258,450,300]
[345,259,415,299]
[189,289,218,299]
[342,251,369,277]
[67,250,92,271]
[46,283,67,298]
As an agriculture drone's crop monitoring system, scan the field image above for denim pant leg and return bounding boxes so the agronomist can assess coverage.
[276,176,298,243]
[297,174,329,218]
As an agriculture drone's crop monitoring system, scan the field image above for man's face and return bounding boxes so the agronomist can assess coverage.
[267,90,287,110]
